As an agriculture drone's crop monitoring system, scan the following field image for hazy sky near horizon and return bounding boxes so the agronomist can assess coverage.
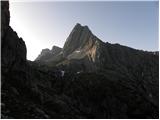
[10,1,158,61]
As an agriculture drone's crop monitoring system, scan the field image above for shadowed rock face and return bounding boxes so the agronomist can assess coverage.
[35,46,62,62]
[1,1,27,85]
[1,1,10,41]
[1,1,159,119]
[63,23,92,56]
[51,46,62,54]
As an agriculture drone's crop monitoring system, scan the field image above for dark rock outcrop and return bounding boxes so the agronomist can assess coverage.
[2,1,159,119]
[1,1,10,42]
[1,1,27,85]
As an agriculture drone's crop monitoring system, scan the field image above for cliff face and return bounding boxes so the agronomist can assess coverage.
[63,23,93,56]
[1,1,27,85]
[63,24,101,62]
[1,2,50,118]
[1,1,159,119]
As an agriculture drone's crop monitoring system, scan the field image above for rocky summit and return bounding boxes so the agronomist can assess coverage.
[1,1,159,119]
[35,46,62,62]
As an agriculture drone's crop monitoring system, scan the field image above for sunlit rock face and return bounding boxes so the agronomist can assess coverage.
[36,23,104,71]
[62,23,102,63]
[63,23,92,57]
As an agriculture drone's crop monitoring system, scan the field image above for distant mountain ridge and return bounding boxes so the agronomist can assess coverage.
[35,23,159,112]
[35,46,62,62]
[35,23,158,72]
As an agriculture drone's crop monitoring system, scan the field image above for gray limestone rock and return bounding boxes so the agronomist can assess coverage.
[35,46,62,62]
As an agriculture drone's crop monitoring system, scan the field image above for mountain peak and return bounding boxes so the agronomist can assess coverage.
[74,23,89,28]
[75,23,81,27]
[35,45,62,61]
[51,45,61,52]
[62,23,92,57]
[74,23,90,32]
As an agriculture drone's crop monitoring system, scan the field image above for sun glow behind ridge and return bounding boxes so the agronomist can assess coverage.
[9,1,158,61]
[10,1,70,61]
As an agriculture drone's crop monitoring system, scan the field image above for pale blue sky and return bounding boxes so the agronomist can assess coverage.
[10,1,159,61]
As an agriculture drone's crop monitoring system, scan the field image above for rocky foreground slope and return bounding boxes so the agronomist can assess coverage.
[1,1,159,118]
